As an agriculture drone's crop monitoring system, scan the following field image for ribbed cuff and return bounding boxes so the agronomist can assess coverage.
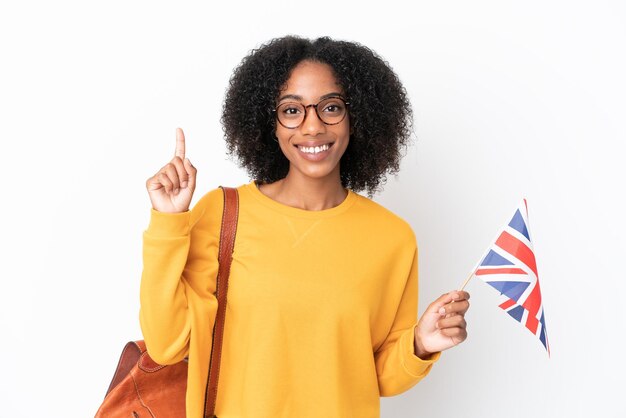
[401,324,441,377]
[145,207,192,237]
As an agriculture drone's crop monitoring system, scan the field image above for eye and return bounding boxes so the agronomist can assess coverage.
[284,106,301,114]
[278,103,303,117]
[322,101,344,113]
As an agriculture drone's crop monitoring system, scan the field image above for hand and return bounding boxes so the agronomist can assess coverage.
[146,128,197,213]
[414,291,470,357]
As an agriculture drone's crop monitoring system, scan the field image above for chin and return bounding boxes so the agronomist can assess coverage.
[290,164,340,181]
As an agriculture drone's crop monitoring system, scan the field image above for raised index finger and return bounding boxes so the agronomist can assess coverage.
[175,127,185,159]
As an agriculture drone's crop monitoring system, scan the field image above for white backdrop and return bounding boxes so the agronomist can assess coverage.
[1,1,624,417]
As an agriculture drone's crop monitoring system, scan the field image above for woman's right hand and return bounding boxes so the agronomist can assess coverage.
[146,128,197,213]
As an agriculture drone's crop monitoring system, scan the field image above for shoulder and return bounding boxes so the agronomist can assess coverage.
[191,187,223,220]
[190,182,250,225]
[352,192,416,245]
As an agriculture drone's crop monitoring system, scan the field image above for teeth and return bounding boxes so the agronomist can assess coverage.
[298,144,330,154]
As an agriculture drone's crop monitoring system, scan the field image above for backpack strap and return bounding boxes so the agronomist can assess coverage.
[203,186,239,418]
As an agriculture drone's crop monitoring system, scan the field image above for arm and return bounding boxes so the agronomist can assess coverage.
[374,247,442,397]
[138,189,222,365]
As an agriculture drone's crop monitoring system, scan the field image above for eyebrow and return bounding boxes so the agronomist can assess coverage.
[277,92,345,103]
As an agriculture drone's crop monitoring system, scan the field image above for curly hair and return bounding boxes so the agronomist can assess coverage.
[221,35,414,197]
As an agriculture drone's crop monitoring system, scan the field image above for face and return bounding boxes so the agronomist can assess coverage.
[274,60,350,183]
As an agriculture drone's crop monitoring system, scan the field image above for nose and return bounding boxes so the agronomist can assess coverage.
[300,105,326,135]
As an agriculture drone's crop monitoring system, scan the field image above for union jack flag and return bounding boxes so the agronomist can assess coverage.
[474,199,550,355]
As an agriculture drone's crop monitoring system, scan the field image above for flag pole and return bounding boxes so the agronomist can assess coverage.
[459,271,474,291]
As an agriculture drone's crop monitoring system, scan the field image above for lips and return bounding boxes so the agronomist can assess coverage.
[294,141,334,161]
[294,141,333,153]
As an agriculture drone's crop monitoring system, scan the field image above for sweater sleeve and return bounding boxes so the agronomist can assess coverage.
[374,244,442,396]
[139,189,222,365]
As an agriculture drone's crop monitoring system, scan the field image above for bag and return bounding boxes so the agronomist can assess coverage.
[94,340,187,417]
[95,186,240,418]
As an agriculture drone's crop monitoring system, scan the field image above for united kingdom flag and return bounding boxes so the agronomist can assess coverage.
[474,199,550,355]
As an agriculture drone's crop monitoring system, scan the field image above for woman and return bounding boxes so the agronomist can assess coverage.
[141,36,470,418]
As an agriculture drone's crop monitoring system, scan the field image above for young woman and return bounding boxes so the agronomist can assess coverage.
[141,36,470,418]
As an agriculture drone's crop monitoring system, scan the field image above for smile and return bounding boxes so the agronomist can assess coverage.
[296,143,332,154]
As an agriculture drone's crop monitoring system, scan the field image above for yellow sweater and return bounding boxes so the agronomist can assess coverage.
[139,180,441,418]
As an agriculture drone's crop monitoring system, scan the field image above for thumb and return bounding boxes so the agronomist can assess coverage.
[425,292,459,315]
[183,158,197,190]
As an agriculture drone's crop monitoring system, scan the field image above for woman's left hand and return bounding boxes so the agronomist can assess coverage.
[414,291,470,358]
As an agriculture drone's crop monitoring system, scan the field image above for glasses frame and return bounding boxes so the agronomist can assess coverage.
[272,96,351,129]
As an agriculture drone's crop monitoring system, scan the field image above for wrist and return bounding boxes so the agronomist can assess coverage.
[413,329,433,360]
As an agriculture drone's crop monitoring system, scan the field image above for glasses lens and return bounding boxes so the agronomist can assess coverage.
[276,102,305,128]
[317,97,347,125]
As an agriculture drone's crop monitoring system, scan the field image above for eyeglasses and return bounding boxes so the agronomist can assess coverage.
[273,96,350,129]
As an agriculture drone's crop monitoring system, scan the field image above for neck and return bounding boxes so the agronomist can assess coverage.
[260,170,347,211]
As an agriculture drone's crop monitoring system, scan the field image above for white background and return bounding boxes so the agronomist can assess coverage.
[1,1,624,417]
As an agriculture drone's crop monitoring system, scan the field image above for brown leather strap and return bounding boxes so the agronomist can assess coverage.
[204,186,239,418]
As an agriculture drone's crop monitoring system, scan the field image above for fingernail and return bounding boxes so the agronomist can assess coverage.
[174,188,179,194]
[438,307,445,315]
[451,293,459,300]
[181,181,188,188]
